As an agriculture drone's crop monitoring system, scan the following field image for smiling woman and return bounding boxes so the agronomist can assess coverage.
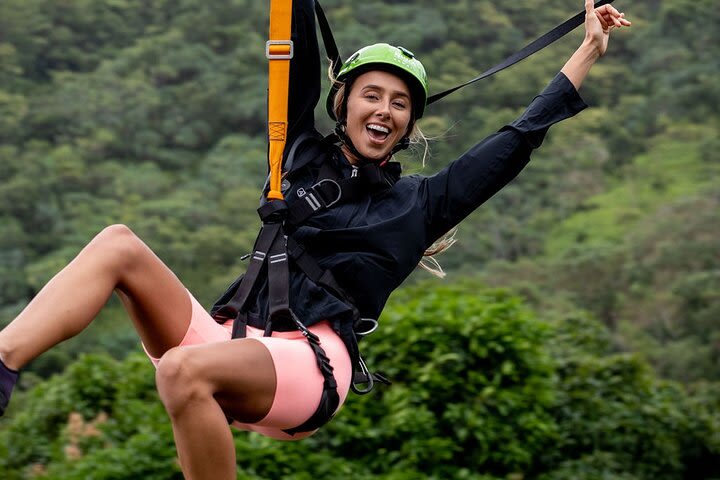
[327,43,429,166]
[342,70,413,163]
[0,0,631,478]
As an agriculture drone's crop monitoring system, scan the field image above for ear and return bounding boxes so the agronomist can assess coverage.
[331,89,348,123]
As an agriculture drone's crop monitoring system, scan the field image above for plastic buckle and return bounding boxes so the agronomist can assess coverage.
[266,40,294,60]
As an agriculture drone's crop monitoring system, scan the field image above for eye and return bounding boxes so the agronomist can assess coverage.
[365,93,379,101]
[392,100,408,109]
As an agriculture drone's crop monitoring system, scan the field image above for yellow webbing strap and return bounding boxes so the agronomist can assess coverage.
[265,0,294,201]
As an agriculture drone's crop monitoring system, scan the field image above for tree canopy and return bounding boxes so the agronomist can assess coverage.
[0,0,718,477]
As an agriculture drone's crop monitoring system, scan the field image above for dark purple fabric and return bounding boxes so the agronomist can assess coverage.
[0,356,18,414]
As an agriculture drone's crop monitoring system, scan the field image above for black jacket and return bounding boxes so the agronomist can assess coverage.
[211,0,588,334]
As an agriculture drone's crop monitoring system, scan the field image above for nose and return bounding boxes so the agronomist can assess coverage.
[375,99,391,119]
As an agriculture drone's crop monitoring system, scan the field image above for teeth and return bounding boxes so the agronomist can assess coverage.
[367,124,390,134]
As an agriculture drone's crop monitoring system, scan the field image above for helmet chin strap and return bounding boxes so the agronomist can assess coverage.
[334,122,410,166]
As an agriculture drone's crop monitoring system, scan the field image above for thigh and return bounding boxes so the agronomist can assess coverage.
[109,226,193,358]
[231,322,353,440]
[143,298,278,423]
[145,304,353,440]
[141,293,231,365]
[178,337,278,424]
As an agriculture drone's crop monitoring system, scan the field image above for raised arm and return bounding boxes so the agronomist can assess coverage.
[420,72,588,244]
[420,0,630,244]
[561,0,631,89]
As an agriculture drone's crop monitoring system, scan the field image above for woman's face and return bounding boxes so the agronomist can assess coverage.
[342,70,413,164]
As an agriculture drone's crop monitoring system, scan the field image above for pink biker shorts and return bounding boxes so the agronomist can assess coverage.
[143,293,352,440]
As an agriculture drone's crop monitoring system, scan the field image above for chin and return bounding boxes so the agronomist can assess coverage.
[359,147,391,162]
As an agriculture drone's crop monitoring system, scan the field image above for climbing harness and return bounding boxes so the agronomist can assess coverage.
[214,0,617,435]
[212,149,397,434]
[214,0,341,436]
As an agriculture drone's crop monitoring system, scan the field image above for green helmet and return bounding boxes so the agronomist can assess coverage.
[326,43,429,121]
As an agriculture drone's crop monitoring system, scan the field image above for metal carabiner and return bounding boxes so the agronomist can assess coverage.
[351,356,374,395]
[312,178,342,208]
[354,318,379,338]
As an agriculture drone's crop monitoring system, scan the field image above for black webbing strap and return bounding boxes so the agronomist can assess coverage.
[286,236,391,394]
[287,178,342,225]
[313,0,615,108]
[266,225,289,334]
[216,200,340,435]
[314,0,342,77]
[427,0,614,105]
[286,236,353,305]
[282,311,340,435]
[212,221,283,339]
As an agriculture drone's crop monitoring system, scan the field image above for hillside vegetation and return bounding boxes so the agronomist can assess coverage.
[0,0,718,478]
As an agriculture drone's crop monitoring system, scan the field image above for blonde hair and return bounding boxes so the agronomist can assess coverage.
[329,70,456,278]
[419,228,458,278]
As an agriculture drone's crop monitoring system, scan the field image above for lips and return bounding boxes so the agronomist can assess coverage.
[366,123,391,142]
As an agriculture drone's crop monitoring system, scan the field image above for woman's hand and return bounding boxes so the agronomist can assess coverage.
[561,0,631,89]
[584,0,632,57]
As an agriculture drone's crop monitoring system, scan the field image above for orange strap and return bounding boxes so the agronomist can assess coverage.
[266,0,294,201]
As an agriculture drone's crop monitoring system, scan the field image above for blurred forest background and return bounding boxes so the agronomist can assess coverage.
[0,0,718,478]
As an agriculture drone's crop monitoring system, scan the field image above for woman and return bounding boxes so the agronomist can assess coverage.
[0,0,630,478]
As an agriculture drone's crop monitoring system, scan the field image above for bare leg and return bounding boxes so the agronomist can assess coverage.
[0,224,191,369]
[0,224,278,478]
[156,339,277,480]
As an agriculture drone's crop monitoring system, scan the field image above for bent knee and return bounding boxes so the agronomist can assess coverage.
[96,224,141,250]
[156,347,195,392]
[92,224,146,270]
[156,347,209,414]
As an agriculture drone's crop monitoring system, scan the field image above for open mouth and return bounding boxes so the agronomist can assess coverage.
[366,123,390,142]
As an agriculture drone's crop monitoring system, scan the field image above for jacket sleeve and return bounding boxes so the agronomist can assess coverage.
[286,0,321,150]
[420,72,588,245]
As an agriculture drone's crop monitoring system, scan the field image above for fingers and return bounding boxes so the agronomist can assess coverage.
[594,9,610,30]
[618,13,632,27]
[595,4,632,28]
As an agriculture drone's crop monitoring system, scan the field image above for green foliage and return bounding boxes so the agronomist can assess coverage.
[1,284,719,478]
[0,353,180,479]
[0,0,718,478]
[545,125,719,257]
[322,284,559,477]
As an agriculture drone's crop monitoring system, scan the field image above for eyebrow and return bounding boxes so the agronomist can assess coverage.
[361,84,410,99]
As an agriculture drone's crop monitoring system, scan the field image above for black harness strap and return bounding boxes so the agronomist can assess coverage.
[314,0,342,77]
[313,0,615,109]
[282,312,340,435]
[286,235,391,395]
[217,201,342,436]
[427,0,615,105]
[214,220,284,339]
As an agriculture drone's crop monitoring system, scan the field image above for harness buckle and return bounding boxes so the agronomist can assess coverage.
[266,40,294,60]
[354,318,379,337]
[351,356,374,395]
[312,178,342,208]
